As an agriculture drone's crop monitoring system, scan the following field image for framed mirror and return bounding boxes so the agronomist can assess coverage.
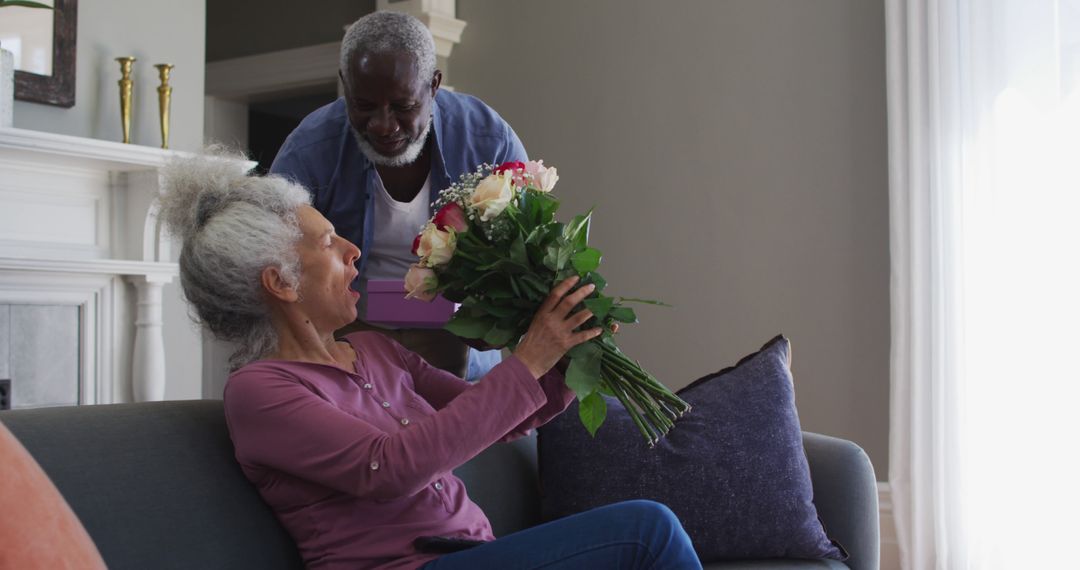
[0,0,77,107]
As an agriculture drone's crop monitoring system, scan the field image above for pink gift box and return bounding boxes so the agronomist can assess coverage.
[365,279,456,328]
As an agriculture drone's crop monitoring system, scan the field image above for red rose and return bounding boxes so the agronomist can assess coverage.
[432,202,468,233]
[411,233,422,256]
[494,161,525,175]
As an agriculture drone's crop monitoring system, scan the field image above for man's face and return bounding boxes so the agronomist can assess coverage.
[341,51,440,167]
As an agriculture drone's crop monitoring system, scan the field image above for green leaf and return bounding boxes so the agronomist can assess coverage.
[571,247,602,274]
[564,342,602,399]
[519,273,552,299]
[535,192,560,223]
[476,258,529,274]
[485,287,515,300]
[608,306,638,323]
[520,191,556,227]
[598,380,617,398]
[509,297,542,310]
[440,288,467,303]
[467,297,519,318]
[509,234,528,266]
[578,392,608,437]
[555,266,578,283]
[542,238,574,272]
[583,296,614,320]
[526,223,560,246]
[566,342,598,359]
[483,325,517,347]
[0,1,55,8]
[467,273,514,298]
[563,210,593,249]
[521,195,538,225]
[583,272,607,293]
[443,314,494,339]
[617,297,674,307]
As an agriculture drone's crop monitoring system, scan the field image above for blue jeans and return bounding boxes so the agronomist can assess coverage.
[420,500,701,570]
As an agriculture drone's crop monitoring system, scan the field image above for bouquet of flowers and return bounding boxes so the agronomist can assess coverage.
[404,160,690,445]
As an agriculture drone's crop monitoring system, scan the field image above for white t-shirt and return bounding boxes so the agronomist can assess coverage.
[365,174,431,281]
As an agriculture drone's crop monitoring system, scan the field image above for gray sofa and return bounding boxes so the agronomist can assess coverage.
[0,401,878,569]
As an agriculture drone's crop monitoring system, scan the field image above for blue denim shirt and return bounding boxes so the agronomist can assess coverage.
[270,90,527,380]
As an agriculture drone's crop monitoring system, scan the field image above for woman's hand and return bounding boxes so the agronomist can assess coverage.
[513,276,603,379]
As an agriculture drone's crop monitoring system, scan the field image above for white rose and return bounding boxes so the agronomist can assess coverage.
[416,223,457,267]
[469,173,514,221]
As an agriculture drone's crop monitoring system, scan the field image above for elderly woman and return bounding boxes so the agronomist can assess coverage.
[158,153,700,570]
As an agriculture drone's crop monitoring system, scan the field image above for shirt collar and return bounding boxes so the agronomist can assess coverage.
[429,92,450,188]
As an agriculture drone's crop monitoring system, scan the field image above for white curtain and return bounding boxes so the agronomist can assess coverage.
[886,0,1080,568]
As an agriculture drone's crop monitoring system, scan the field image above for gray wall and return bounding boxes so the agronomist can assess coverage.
[453,0,891,474]
[206,0,375,61]
[13,0,206,152]
[11,0,208,401]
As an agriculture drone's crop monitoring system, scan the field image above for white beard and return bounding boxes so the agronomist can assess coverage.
[353,119,432,167]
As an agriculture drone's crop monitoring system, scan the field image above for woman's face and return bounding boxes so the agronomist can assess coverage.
[293,205,362,331]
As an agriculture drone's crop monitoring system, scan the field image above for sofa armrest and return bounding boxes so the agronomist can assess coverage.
[802,431,879,570]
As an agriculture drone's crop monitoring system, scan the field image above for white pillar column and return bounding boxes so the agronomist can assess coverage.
[376,0,467,60]
[127,274,170,401]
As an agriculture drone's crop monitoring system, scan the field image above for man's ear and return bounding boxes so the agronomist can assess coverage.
[430,70,443,96]
[262,266,299,303]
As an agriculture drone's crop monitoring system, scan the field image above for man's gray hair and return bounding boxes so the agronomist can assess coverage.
[158,148,312,370]
[340,11,437,83]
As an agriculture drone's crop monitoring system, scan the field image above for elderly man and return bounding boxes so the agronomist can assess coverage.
[271,11,526,380]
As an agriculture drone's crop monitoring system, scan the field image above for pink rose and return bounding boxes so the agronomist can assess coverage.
[404,264,438,301]
[524,160,559,192]
[432,202,468,233]
[415,223,457,267]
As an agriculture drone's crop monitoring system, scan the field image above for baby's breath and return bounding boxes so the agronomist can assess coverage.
[485,216,514,242]
[433,163,494,214]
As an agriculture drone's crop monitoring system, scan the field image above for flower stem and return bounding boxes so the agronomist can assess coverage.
[601,348,690,415]
[602,376,656,445]
[602,362,671,438]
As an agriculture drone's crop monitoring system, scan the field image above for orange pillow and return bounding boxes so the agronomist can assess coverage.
[0,421,107,570]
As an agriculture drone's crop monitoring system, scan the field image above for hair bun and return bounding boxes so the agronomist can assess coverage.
[157,145,252,243]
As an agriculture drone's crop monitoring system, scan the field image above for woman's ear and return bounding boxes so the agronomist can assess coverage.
[261,266,299,303]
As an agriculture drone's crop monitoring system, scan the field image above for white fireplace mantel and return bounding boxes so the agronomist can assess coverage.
[0,127,193,404]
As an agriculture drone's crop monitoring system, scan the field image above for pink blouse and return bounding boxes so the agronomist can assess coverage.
[223,332,573,570]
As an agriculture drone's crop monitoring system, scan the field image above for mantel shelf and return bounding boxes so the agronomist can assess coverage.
[0,256,178,278]
[0,126,185,171]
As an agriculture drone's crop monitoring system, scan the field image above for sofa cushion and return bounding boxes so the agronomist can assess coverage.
[0,421,107,569]
[0,401,303,570]
[453,433,541,537]
[538,335,847,562]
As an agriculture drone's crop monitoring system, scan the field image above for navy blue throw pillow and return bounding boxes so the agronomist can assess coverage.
[538,335,847,562]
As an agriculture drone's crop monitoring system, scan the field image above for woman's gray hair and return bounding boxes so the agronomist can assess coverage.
[158,148,311,370]
[340,11,437,83]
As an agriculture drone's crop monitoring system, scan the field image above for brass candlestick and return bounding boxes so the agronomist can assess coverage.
[154,64,174,149]
[116,57,136,144]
